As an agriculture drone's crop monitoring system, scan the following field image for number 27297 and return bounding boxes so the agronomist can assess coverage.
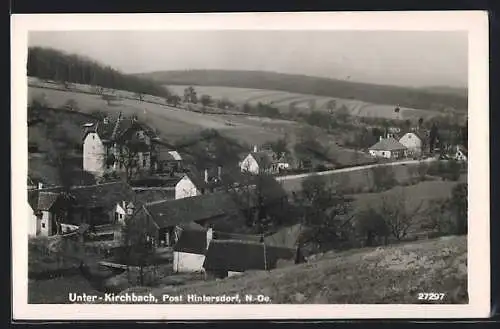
[417,293,445,301]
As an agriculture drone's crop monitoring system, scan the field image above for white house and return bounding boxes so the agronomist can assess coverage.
[82,113,156,177]
[175,173,206,200]
[172,224,213,273]
[398,132,425,157]
[455,145,468,162]
[368,137,407,159]
[240,146,277,174]
[27,191,63,236]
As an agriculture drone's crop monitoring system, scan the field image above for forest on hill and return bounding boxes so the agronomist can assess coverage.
[138,69,468,112]
[27,47,170,98]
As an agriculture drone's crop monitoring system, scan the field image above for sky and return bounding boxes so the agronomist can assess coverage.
[29,30,468,88]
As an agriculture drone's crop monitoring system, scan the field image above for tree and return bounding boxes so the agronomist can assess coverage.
[120,214,155,286]
[378,192,424,240]
[183,86,197,104]
[200,94,213,107]
[404,119,411,132]
[326,99,337,114]
[429,123,439,153]
[269,138,288,159]
[114,139,145,183]
[355,207,389,247]
[335,105,350,123]
[418,117,424,129]
[299,174,354,251]
[166,94,181,107]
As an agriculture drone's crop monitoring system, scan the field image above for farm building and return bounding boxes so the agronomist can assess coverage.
[131,192,247,248]
[202,240,300,278]
[398,131,426,157]
[240,145,281,175]
[172,223,213,273]
[454,145,468,162]
[82,112,159,177]
[27,181,135,237]
[151,144,184,173]
[368,137,407,159]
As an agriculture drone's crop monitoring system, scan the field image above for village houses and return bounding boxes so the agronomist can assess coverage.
[455,145,468,162]
[28,181,135,237]
[239,145,289,175]
[368,137,407,159]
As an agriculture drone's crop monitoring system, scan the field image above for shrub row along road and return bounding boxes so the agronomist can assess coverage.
[276,157,438,190]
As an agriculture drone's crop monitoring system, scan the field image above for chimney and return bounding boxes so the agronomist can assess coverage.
[206,227,213,250]
[217,166,222,180]
[204,169,209,183]
[253,145,258,152]
[379,136,383,142]
[38,182,43,189]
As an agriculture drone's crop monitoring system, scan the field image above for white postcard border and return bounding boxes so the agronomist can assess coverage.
[11,11,490,320]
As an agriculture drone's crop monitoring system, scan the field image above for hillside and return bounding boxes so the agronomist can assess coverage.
[122,235,467,304]
[137,69,468,112]
[27,47,170,98]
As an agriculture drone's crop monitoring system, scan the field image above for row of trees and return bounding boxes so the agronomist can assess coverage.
[28,47,171,98]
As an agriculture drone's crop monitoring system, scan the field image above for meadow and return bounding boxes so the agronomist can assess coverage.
[166,85,439,121]
[122,235,467,304]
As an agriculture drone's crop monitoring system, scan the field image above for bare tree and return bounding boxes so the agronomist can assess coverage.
[114,139,145,183]
[378,192,424,241]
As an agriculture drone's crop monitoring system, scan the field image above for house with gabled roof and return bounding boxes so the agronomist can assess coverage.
[172,223,213,273]
[398,130,427,157]
[82,112,159,177]
[202,239,300,278]
[131,191,247,247]
[368,137,407,159]
[27,181,135,236]
[240,145,280,175]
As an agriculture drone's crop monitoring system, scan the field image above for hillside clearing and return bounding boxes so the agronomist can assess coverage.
[122,235,467,304]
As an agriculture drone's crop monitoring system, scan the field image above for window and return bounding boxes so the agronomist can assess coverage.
[143,158,147,167]
[41,223,46,228]
[92,135,95,140]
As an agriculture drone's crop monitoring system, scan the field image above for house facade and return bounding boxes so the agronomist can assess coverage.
[131,191,247,248]
[240,146,279,175]
[175,174,204,200]
[82,113,158,177]
[368,137,407,159]
[173,225,213,273]
[399,132,424,157]
[27,181,135,237]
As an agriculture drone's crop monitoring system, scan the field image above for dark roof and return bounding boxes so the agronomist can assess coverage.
[213,231,263,242]
[264,224,304,248]
[203,240,296,272]
[250,152,273,168]
[37,192,62,211]
[173,226,208,254]
[82,115,156,143]
[143,192,243,228]
[28,181,135,213]
[369,138,407,151]
[69,181,136,212]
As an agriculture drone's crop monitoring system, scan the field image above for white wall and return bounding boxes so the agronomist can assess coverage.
[83,133,106,176]
[369,150,392,159]
[399,133,422,156]
[240,154,259,174]
[175,176,201,200]
[173,251,205,273]
[39,211,53,236]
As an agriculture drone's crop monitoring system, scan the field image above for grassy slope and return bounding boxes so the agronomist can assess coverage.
[124,235,467,304]
[137,69,468,112]
[167,85,439,121]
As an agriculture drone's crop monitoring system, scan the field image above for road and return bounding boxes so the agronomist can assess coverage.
[275,157,437,191]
